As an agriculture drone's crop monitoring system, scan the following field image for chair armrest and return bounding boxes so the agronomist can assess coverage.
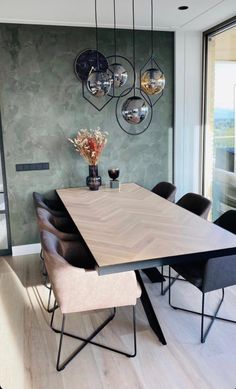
[45,252,141,314]
[60,268,141,314]
[203,254,236,292]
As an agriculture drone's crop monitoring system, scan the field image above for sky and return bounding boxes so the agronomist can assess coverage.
[215,61,236,111]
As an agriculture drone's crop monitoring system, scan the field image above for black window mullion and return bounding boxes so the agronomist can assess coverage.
[0,110,12,255]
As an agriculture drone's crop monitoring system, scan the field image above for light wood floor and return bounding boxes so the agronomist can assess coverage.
[0,254,236,389]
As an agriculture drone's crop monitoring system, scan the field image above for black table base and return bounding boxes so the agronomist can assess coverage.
[135,270,167,345]
[142,267,166,283]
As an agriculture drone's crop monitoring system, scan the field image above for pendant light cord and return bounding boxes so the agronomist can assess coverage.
[113,0,117,61]
[95,0,99,69]
[151,0,154,66]
[132,0,136,95]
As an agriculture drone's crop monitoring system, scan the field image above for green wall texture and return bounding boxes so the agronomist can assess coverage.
[0,24,174,246]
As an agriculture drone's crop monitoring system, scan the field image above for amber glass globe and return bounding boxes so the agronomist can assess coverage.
[87,70,113,97]
[141,68,165,96]
[122,96,148,124]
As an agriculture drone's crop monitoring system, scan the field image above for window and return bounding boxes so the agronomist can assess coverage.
[203,18,236,220]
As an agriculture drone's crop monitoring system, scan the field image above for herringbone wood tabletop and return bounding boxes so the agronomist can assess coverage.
[57,183,236,271]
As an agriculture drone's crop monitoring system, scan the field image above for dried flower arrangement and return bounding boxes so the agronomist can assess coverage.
[68,127,108,165]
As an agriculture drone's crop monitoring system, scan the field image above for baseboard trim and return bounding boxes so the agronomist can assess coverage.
[12,243,41,256]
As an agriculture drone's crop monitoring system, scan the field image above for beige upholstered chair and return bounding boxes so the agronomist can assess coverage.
[41,230,141,371]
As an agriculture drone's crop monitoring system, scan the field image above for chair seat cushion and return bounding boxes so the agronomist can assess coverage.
[171,260,207,289]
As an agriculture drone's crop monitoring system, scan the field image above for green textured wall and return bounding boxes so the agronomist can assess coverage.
[0,24,174,246]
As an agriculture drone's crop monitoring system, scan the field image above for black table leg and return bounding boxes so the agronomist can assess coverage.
[142,267,166,283]
[135,270,167,345]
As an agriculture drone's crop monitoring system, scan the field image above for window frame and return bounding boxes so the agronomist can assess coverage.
[0,111,12,255]
[201,16,236,195]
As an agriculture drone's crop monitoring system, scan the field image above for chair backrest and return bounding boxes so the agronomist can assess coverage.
[214,210,236,235]
[41,230,140,314]
[36,207,79,241]
[40,228,95,269]
[203,254,236,292]
[151,181,177,202]
[33,191,65,217]
[203,210,236,292]
[176,192,211,219]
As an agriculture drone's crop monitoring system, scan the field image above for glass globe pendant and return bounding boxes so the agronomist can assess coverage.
[109,63,128,88]
[122,96,148,125]
[141,68,165,96]
[87,69,113,97]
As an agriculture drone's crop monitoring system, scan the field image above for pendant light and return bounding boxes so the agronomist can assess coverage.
[87,0,113,97]
[140,0,165,105]
[121,0,148,125]
[109,0,128,88]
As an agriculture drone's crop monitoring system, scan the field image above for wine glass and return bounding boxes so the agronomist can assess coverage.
[108,168,119,181]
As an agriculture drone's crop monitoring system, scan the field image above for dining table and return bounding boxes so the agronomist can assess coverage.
[57,182,236,345]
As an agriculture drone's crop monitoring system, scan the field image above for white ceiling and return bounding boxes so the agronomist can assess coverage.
[0,0,234,32]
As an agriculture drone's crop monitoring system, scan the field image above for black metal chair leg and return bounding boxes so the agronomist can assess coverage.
[162,270,180,295]
[40,248,48,277]
[40,248,44,261]
[169,286,230,342]
[50,299,58,327]
[161,266,164,295]
[43,274,51,290]
[51,304,137,371]
[48,285,52,310]
[201,293,205,343]
[168,266,171,306]
[46,285,58,313]
[57,314,66,371]
[201,288,225,343]
[132,305,137,357]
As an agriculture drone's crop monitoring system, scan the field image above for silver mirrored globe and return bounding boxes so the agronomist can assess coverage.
[109,63,128,88]
[141,68,165,95]
[122,96,148,124]
[87,70,112,97]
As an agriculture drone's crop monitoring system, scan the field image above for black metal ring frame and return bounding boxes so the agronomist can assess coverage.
[82,70,114,112]
[74,49,109,82]
[107,54,136,98]
[140,56,165,107]
[115,87,153,135]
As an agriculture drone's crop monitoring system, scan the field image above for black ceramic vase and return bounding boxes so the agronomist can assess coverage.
[86,165,102,191]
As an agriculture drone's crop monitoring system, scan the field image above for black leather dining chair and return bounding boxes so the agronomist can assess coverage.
[35,207,79,239]
[168,210,236,343]
[33,191,66,217]
[151,181,177,203]
[33,191,72,282]
[143,181,177,283]
[176,192,211,220]
[160,192,212,295]
[35,206,85,311]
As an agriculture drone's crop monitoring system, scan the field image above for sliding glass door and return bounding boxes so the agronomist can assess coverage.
[203,19,236,220]
[0,114,11,255]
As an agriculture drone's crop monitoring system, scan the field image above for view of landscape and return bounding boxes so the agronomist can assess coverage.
[212,61,236,219]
